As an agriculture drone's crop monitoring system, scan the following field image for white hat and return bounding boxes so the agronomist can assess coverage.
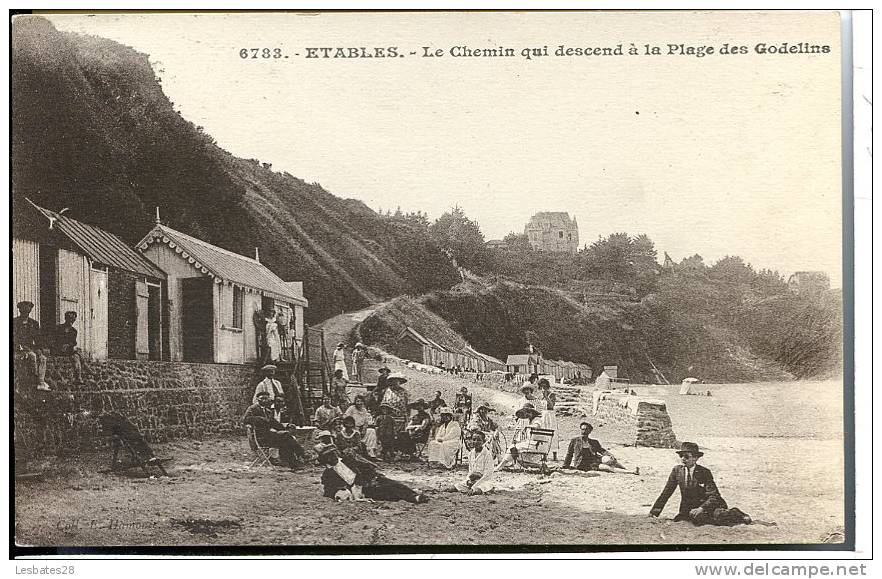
[261,364,277,372]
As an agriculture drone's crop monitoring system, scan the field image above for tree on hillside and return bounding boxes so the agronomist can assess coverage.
[429,205,486,267]
[578,233,660,297]
[503,231,532,251]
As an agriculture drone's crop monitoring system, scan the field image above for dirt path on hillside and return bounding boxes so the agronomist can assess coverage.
[315,305,380,349]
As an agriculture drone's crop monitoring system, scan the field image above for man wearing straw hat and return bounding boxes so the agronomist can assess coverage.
[649,442,752,526]
[315,442,429,503]
[252,364,284,404]
[428,406,461,469]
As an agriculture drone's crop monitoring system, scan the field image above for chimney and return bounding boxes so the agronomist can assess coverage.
[155,206,161,224]
[254,247,260,263]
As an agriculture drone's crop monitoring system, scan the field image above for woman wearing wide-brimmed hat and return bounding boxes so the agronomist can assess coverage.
[649,442,752,526]
[496,403,545,471]
[428,406,461,469]
[380,372,410,418]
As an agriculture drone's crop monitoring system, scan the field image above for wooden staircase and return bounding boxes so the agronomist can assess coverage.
[554,384,587,416]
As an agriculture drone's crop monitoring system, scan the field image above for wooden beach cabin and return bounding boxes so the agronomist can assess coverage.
[13,199,167,361]
[136,220,307,364]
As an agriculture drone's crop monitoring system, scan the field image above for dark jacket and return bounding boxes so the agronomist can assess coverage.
[650,464,728,519]
[563,436,605,470]
[13,316,42,350]
[320,454,380,498]
[53,323,78,355]
[243,403,286,446]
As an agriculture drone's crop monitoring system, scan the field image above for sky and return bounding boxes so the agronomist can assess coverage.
[46,11,843,285]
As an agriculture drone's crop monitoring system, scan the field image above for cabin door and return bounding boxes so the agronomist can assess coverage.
[89,266,108,360]
[181,277,214,362]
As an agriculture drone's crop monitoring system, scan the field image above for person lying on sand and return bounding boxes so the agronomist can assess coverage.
[562,421,639,475]
[315,443,429,504]
[649,442,752,526]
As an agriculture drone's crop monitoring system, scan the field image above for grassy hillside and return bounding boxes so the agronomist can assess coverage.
[12,17,459,321]
[355,275,802,383]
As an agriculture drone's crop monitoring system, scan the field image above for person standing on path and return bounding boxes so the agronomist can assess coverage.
[333,342,349,381]
[351,343,366,384]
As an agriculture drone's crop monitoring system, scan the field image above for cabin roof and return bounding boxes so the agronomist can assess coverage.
[25,199,166,279]
[137,223,307,306]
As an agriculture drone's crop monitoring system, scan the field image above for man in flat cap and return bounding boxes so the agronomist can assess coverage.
[649,442,752,526]
[13,301,49,391]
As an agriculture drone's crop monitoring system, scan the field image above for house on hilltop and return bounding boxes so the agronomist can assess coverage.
[137,218,307,364]
[787,271,830,295]
[524,212,579,253]
[13,199,168,361]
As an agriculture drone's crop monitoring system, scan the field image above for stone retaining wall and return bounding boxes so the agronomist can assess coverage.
[14,356,264,457]
[581,389,679,448]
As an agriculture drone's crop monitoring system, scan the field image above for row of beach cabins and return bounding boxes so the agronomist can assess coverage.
[395,327,592,384]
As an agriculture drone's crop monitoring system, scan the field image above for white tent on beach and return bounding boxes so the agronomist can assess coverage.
[679,377,700,395]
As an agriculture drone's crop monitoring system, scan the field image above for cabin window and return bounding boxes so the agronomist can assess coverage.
[231,286,244,329]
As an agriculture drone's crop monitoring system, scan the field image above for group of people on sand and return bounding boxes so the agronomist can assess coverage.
[244,362,752,527]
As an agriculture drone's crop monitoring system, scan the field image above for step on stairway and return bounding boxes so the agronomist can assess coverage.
[554,385,587,416]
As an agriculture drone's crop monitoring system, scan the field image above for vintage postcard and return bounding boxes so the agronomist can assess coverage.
[11,10,849,554]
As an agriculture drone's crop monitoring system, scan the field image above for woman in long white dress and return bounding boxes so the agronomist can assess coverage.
[333,342,349,380]
[428,407,461,469]
[536,379,559,460]
[265,310,281,362]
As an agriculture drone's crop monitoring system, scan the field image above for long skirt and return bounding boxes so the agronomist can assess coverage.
[363,428,379,458]
[539,409,559,456]
[334,360,349,380]
[428,439,460,468]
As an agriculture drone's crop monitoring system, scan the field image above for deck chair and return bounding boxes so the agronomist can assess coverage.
[245,424,273,470]
[514,427,555,475]
[98,412,170,477]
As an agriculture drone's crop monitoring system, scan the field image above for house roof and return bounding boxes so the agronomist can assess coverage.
[136,223,307,306]
[526,212,576,229]
[25,199,166,279]
[399,326,432,346]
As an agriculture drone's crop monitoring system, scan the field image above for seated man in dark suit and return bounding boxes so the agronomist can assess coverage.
[243,391,306,470]
[563,421,638,474]
[314,442,429,503]
[649,442,752,526]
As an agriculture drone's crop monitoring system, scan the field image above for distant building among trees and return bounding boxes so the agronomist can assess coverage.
[524,212,579,253]
[787,271,831,295]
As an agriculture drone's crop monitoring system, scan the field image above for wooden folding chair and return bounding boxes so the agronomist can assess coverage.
[245,424,273,470]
